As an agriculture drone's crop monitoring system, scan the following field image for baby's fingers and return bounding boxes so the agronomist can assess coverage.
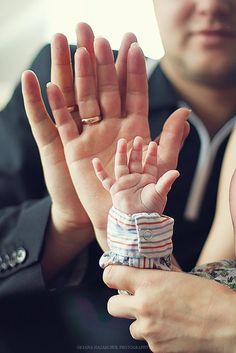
[143,141,158,178]
[92,158,114,191]
[128,136,143,173]
[115,139,129,179]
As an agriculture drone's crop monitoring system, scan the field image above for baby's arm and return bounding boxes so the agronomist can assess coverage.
[93,136,178,270]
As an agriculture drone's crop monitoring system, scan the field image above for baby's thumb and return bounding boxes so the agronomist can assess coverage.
[155,170,180,199]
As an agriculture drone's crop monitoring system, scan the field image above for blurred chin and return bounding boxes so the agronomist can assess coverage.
[181,55,236,87]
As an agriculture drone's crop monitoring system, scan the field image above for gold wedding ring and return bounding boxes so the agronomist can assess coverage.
[67,105,79,113]
[81,116,102,125]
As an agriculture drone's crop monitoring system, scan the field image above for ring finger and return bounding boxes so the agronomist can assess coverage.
[94,37,121,119]
[74,46,100,120]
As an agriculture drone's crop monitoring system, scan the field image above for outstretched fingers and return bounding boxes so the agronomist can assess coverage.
[46,83,80,146]
[143,141,158,178]
[21,70,58,149]
[125,43,148,119]
[157,108,190,172]
[128,136,143,173]
[74,46,100,120]
[115,32,138,114]
[94,37,121,119]
[76,22,96,78]
[51,33,75,108]
[115,139,129,179]
[75,36,121,122]
[92,158,114,191]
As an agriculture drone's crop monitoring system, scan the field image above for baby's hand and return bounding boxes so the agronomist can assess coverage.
[92,136,179,214]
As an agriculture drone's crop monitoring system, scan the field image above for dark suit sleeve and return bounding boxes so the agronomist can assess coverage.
[0,45,55,298]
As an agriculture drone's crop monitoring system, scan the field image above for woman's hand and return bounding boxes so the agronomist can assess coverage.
[21,23,140,267]
[21,25,105,277]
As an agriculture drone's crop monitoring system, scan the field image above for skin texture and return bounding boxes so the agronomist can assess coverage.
[153,0,236,136]
[92,136,179,215]
[154,0,236,86]
[45,35,189,250]
[103,265,236,353]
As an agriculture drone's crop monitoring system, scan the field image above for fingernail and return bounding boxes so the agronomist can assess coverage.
[77,47,87,53]
[130,42,139,49]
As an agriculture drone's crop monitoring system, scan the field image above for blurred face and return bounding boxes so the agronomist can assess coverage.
[153,0,236,86]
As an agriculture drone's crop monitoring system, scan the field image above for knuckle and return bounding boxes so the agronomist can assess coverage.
[139,319,153,339]
[137,297,152,317]
[140,322,162,353]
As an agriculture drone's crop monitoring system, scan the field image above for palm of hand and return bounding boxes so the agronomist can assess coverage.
[63,116,150,229]
[110,172,164,214]
[65,116,149,164]
[21,71,90,228]
[45,30,189,231]
[93,137,180,219]
[42,134,89,225]
[45,35,150,230]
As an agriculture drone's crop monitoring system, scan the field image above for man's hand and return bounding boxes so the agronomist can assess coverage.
[92,136,179,214]
[103,265,236,353]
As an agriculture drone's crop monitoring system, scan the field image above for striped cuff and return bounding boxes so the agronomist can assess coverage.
[107,207,174,259]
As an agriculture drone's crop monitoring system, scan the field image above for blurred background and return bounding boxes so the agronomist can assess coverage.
[0,0,164,109]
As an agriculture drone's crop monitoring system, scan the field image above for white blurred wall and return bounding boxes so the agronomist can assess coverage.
[0,0,163,109]
[0,0,48,108]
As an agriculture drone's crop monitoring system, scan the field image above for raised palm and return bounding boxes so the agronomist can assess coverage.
[46,24,190,237]
[21,24,139,233]
[93,136,179,215]
[47,36,150,232]
[23,23,189,253]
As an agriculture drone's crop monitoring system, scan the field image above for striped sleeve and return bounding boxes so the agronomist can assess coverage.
[107,207,174,259]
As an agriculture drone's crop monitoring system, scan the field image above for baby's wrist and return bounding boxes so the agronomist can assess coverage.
[108,207,174,259]
[110,206,162,218]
